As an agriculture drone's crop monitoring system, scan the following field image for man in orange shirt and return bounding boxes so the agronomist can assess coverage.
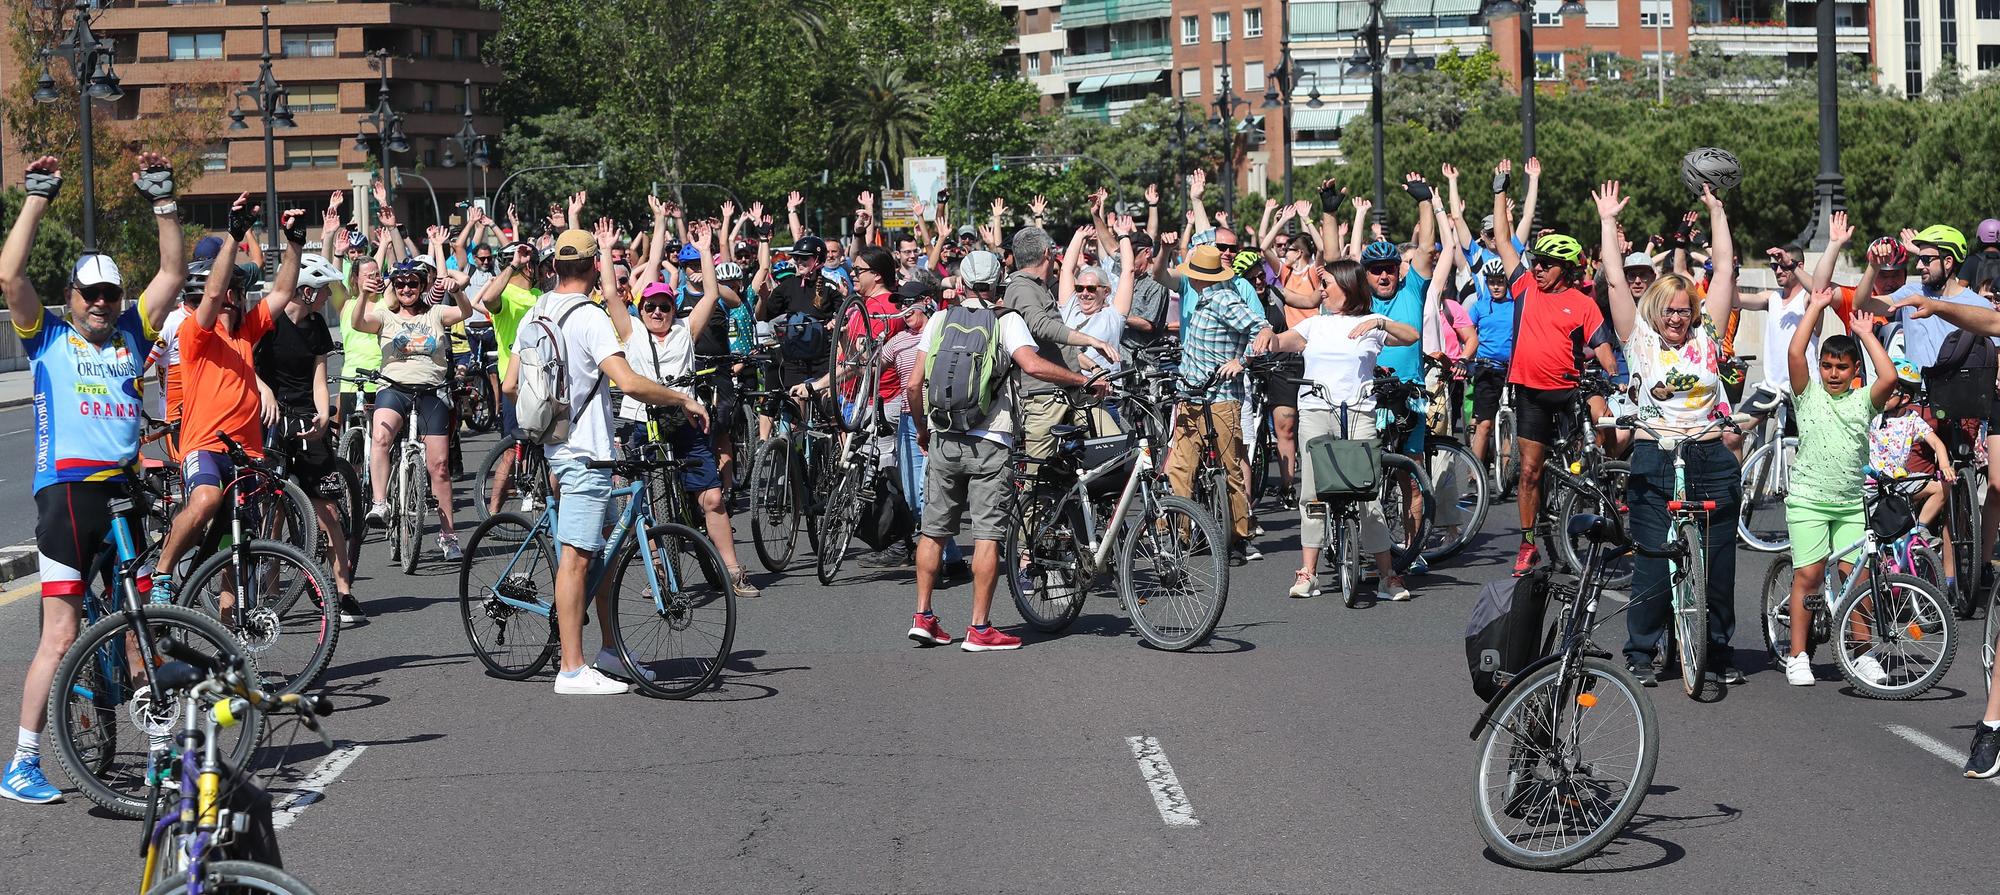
[153,196,304,604]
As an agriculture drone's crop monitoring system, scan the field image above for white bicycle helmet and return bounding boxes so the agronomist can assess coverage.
[713,261,746,282]
[299,253,343,289]
[1480,257,1506,278]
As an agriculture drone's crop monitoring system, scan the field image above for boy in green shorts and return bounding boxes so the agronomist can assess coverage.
[1781,288,1897,686]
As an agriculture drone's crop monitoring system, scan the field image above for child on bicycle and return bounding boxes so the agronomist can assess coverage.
[1866,359,1955,588]
[1781,291,1897,687]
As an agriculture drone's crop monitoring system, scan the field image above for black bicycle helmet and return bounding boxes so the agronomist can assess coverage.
[182,259,213,302]
[788,235,828,261]
[1680,147,1742,198]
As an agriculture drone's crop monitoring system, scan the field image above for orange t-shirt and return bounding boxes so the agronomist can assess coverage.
[178,302,273,459]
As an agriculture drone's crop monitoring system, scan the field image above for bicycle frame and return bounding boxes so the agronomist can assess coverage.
[1040,422,1159,576]
[487,476,684,620]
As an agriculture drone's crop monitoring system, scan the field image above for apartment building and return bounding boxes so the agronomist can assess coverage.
[1172,1,1288,195]
[0,0,502,229]
[1876,0,2000,95]
[1486,0,1692,85]
[1000,0,1070,110]
[1287,0,1491,166]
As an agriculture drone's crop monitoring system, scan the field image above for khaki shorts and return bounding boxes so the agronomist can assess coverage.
[922,434,1014,542]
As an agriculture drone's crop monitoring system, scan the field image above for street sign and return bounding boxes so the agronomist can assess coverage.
[905,157,947,220]
[880,189,917,230]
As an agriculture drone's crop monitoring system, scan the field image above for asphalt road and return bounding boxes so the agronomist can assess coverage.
[3,436,1997,894]
[0,404,39,548]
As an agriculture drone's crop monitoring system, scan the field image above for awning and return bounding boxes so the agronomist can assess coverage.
[1103,70,1164,87]
[1291,0,1481,35]
[1074,75,1110,93]
[1289,107,1361,130]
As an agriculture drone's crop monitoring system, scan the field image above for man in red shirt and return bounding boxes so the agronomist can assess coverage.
[1492,161,1617,575]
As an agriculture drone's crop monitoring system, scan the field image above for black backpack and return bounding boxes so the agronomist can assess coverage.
[854,468,914,551]
[1923,327,1998,421]
[1465,568,1554,700]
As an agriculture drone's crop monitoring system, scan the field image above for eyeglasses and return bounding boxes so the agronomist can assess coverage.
[1365,263,1399,276]
[1661,307,1695,319]
[641,303,674,314]
[1213,242,1238,253]
[1915,254,1943,265]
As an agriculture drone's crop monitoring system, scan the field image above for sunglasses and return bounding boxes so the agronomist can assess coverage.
[641,302,674,313]
[78,286,124,302]
[1529,259,1561,271]
[1365,263,1399,276]
[1768,260,1798,271]
[1080,284,1108,293]
[1915,254,1943,265]
[392,278,424,288]
[1213,242,1238,253]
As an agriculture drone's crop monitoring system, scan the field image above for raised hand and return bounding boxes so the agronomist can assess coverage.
[1352,196,1373,217]
[1697,183,1723,210]
[322,203,342,235]
[281,209,308,244]
[567,190,588,221]
[1492,158,1512,194]
[371,177,388,207]
[377,204,398,230]
[1851,310,1880,335]
[24,155,66,199]
[1524,156,1542,178]
[648,195,668,220]
[132,151,175,201]
[1029,194,1048,217]
[1265,197,1279,213]
[1160,230,1179,248]
[1402,171,1432,202]
[1592,181,1628,219]
[1827,210,1853,246]
[1441,162,1460,181]
[327,190,344,214]
[991,196,1007,216]
[1188,169,1207,200]
[1113,214,1136,237]
[786,190,804,211]
[545,203,564,229]
[427,224,449,247]
[1145,183,1160,205]
[594,217,617,252]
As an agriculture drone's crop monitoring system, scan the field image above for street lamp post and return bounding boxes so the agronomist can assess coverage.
[1802,0,1846,250]
[1346,0,1415,228]
[1477,0,1586,160]
[229,6,296,271]
[439,78,491,218]
[31,0,125,253]
[353,48,410,201]
[1265,0,1297,213]
[1213,32,1250,212]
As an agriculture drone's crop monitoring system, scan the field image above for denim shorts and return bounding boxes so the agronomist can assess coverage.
[550,455,615,552]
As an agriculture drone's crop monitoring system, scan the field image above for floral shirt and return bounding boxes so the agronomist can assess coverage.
[1868,409,1939,478]
[1624,313,1728,436]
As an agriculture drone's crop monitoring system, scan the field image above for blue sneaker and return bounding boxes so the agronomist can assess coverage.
[1,756,64,804]
[1408,553,1430,576]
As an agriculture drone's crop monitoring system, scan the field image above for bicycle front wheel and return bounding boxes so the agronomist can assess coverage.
[1337,515,1362,607]
[182,540,338,696]
[1671,518,1709,699]
[398,456,425,574]
[1422,438,1489,564]
[1833,572,1955,699]
[1758,556,1799,662]
[611,523,736,698]
[1006,493,1089,633]
[459,512,559,680]
[814,463,864,586]
[748,436,800,573]
[1120,495,1228,650]
[1736,436,1795,553]
[1473,656,1658,870]
[1379,453,1433,574]
[47,604,260,819]
[142,860,321,895]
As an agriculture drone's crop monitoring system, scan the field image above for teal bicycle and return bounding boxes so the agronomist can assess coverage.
[457,455,737,698]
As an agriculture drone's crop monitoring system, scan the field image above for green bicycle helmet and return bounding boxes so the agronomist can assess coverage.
[1231,249,1264,275]
[1913,224,1968,262]
[1531,233,1583,265]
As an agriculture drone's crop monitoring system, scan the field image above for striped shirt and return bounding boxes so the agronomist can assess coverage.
[1177,281,1270,403]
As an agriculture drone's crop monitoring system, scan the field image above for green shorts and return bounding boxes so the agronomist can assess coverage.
[1785,495,1864,566]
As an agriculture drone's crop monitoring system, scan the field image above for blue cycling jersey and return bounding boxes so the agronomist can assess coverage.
[20,306,156,494]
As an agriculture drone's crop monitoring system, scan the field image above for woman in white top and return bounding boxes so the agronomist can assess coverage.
[1594,180,1741,684]
[1060,221,1138,435]
[1267,259,1419,601]
[600,218,760,599]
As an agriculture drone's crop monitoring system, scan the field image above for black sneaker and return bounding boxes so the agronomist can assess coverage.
[1626,663,1659,688]
[1718,667,1746,686]
[337,594,367,624]
[864,543,914,568]
[1967,725,2000,779]
[1228,545,1251,567]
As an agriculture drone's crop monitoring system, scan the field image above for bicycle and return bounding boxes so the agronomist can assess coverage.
[1470,509,1664,869]
[1757,475,1958,699]
[1602,410,1751,700]
[1934,430,1988,620]
[1471,358,1521,499]
[1291,377,1433,606]
[265,413,365,592]
[458,455,737,698]
[1535,366,1633,589]
[1419,355,1491,564]
[746,381,837,573]
[349,368,444,574]
[1365,375,1440,572]
[470,430,555,531]
[1004,369,1231,649]
[450,339,498,435]
[136,649,330,895]
[1735,385,1796,553]
[44,483,259,820]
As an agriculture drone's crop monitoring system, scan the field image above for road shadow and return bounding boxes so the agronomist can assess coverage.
[1479,800,1740,874]
[318,652,473,686]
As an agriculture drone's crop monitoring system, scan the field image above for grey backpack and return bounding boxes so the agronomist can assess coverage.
[922,304,1013,433]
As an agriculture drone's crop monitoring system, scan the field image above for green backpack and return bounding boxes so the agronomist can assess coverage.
[923,304,1012,433]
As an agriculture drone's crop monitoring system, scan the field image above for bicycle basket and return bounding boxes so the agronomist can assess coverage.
[1865,482,1916,541]
[1304,435,1379,500]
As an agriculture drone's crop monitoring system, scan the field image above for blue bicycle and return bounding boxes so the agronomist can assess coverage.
[457,455,737,698]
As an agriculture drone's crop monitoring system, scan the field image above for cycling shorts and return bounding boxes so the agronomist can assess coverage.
[277,432,345,500]
[1472,366,1507,422]
[182,450,235,492]
[1514,386,1575,446]
[35,481,150,598]
[373,386,451,437]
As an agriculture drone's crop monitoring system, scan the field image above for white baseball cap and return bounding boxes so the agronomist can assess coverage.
[1622,252,1657,273]
[72,254,123,290]
[959,250,1002,291]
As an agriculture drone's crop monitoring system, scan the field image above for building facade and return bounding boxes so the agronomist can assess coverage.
[1875,0,2000,95]
[0,0,502,231]
[1487,0,1693,86]
[1172,1,1288,197]
[1001,0,1071,111]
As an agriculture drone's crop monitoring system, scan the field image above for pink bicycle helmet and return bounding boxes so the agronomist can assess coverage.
[1977,218,2000,246]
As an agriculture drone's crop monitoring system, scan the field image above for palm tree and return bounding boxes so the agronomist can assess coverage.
[830,61,933,176]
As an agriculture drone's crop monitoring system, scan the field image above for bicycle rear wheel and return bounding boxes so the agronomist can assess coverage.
[1671,518,1709,698]
[1473,656,1657,870]
[1758,556,1799,662]
[1337,515,1362,607]
[1006,493,1088,633]
[1422,438,1489,564]
[46,604,260,820]
[248,473,319,562]
[1120,495,1228,650]
[749,436,801,573]
[181,540,338,696]
[142,860,322,895]
[1833,572,1955,699]
[611,523,736,698]
[1982,574,1999,701]
[1379,453,1433,574]
[1736,436,1795,553]
[459,512,559,680]
[399,456,425,574]
[1550,462,1633,591]
[814,463,865,586]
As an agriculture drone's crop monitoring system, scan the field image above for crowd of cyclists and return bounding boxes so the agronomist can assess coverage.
[5,142,2000,811]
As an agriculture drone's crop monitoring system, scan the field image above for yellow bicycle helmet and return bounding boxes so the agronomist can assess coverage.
[1531,233,1583,265]
[1913,224,1968,262]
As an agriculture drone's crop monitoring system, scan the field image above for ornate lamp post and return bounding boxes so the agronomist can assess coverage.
[438,78,491,214]
[30,0,126,252]
[229,6,297,267]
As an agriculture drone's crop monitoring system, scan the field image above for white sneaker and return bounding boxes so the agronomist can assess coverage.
[552,665,631,695]
[1783,652,1815,686]
[1289,569,1314,598]
[1850,653,1891,686]
[593,646,655,682]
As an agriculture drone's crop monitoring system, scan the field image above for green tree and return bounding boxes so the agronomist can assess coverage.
[0,188,86,303]
[830,62,935,175]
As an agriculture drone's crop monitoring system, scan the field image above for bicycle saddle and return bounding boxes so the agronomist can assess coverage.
[1566,513,1627,546]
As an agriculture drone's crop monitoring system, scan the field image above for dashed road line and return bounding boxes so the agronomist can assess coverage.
[1126,735,1199,827]
[272,744,368,830]
[1885,724,2000,787]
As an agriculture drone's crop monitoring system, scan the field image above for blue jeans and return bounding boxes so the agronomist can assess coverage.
[1623,438,1742,670]
[899,414,962,562]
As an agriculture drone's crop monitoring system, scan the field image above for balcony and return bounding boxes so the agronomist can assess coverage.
[1689,21,1870,54]
[1062,37,1172,68]
[1058,0,1172,29]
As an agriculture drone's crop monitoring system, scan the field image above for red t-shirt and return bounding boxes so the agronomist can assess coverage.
[844,291,907,403]
[178,302,273,458]
[1506,272,1610,392]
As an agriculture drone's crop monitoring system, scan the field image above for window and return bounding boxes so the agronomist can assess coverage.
[1642,51,1676,78]
[1181,15,1199,44]
[284,139,340,169]
[1639,0,1673,26]
[200,144,227,172]
[1941,0,1958,63]
[1182,67,1202,95]
[1533,0,1563,26]
[452,33,465,60]
[281,31,335,58]
[1906,0,1923,95]
[1980,0,2000,18]
[1244,7,1264,37]
[1584,0,1619,26]
[1534,50,1566,80]
[1244,60,1266,90]
[1979,45,2000,69]
[1585,52,1625,79]
[1051,50,1062,71]
[418,30,433,57]
[290,84,338,113]
[167,33,223,60]
[1212,12,1231,40]
[1027,53,1041,75]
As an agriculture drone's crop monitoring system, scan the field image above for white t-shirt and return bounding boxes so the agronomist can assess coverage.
[917,301,1035,447]
[1626,316,1725,437]
[1760,287,1817,390]
[1061,297,1125,373]
[618,326,695,423]
[1294,313,1389,412]
[512,292,622,463]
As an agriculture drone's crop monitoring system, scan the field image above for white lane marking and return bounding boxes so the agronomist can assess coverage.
[1885,724,2000,787]
[271,744,368,829]
[1125,735,1199,826]
[0,428,27,437]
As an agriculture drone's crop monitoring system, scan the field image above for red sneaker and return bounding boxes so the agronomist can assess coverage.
[961,625,1022,652]
[1512,542,1539,577]
[908,613,953,646]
